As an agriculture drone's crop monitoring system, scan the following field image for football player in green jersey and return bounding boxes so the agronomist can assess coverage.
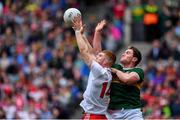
[93,20,144,120]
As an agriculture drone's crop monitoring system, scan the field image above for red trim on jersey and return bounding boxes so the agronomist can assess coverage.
[82,113,107,120]
[100,82,108,98]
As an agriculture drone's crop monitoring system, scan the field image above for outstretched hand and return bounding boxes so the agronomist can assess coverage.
[95,19,107,32]
[72,15,85,34]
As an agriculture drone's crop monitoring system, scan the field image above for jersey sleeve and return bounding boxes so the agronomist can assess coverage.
[133,68,144,83]
[91,61,107,78]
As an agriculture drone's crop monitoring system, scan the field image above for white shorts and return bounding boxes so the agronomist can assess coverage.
[106,108,143,120]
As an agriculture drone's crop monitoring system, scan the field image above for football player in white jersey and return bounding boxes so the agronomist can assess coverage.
[72,15,116,120]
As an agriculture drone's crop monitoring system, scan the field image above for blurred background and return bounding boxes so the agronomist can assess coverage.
[0,0,179,119]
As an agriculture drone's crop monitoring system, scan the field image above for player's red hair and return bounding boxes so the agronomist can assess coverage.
[102,50,116,67]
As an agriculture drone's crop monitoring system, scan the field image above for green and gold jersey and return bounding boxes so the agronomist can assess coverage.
[108,63,144,110]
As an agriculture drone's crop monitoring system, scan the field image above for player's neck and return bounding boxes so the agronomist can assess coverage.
[122,63,135,68]
[102,64,109,68]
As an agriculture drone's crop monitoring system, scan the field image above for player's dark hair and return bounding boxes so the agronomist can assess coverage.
[102,50,116,67]
[128,46,142,66]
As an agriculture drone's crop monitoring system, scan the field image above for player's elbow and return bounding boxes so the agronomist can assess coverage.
[79,47,86,52]
[80,47,89,55]
[82,45,89,51]
[123,80,133,85]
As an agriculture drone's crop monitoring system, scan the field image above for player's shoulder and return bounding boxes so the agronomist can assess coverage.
[112,63,123,70]
[92,60,100,67]
[131,67,144,75]
[132,67,144,80]
[133,67,144,72]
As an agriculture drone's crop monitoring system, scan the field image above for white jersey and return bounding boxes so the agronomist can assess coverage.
[80,61,112,115]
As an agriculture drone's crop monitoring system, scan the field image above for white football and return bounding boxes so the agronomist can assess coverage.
[63,8,81,24]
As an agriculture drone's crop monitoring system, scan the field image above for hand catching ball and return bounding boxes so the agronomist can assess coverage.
[63,8,81,24]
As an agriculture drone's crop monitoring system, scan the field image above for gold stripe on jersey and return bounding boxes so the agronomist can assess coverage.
[133,82,143,90]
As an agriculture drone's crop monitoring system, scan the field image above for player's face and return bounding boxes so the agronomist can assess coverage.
[120,49,134,65]
[96,52,107,65]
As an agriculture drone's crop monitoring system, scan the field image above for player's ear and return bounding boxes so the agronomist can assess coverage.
[132,57,137,63]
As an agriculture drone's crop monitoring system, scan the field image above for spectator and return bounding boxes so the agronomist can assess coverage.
[147,39,163,60]
[143,0,160,42]
[130,0,145,41]
[158,4,172,36]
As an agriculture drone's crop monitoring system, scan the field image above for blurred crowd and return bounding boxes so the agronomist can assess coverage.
[142,29,180,118]
[142,28,180,118]
[0,0,180,119]
[0,0,87,119]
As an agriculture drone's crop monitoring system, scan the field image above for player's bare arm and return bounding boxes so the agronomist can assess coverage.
[93,20,106,54]
[79,24,94,54]
[111,68,140,85]
[74,15,95,54]
[82,34,94,54]
[72,16,95,67]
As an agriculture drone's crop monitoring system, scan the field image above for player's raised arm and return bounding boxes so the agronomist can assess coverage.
[93,20,106,54]
[72,16,95,68]
[82,30,94,54]
[73,16,95,54]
